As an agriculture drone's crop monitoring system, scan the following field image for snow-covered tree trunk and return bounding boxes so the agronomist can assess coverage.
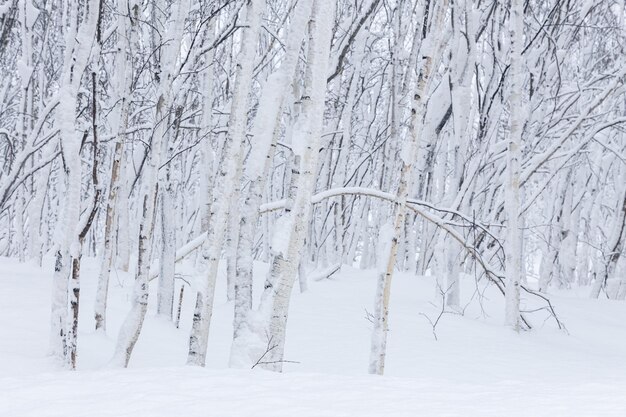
[538,181,563,292]
[504,0,524,331]
[193,19,217,273]
[590,173,626,298]
[187,0,263,367]
[558,174,577,289]
[111,0,189,367]
[110,190,157,367]
[229,0,313,368]
[254,0,335,372]
[49,0,99,367]
[444,0,475,308]
[157,103,183,320]
[28,170,48,265]
[13,0,33,264]
[157,173,177,319]
[95,1,135,331]
[13,188,25,262]
[225,200,239,302]
[369,0,447,375]
[116,161,131,272]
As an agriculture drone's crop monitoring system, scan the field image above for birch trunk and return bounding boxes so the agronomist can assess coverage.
[369,0,447,375]
[157,104,183,319]
[157,181,176,319]
[111,0,189,367]
[254,0,334,372]
[187,0,263,366]
[229,0,313,368]
[49,0,99,366]
[95,1,135,330]
[504,0,524,331]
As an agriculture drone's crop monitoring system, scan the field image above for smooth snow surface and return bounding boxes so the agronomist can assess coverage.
[3,367,626,417]
[1,257,626,416]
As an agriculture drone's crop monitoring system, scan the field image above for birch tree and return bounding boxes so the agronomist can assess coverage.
[369,0,448,375]
[49,0,100,368]
[111,0,191,367]
[187,0,264,367]
[252,0,335,372]
[503,0,525,331]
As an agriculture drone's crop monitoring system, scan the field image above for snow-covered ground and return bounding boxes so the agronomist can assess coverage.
[1,256,626,416]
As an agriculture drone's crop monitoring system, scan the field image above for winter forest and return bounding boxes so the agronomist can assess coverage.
[1,0,626,415]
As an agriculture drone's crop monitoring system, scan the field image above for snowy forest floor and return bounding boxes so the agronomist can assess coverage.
[1,256,626,416]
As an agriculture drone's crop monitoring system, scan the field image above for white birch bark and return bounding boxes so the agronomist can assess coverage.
[111,0,190,367]
[229,0,313,367]
[504,0,524,331]
[187,0,263,366]
[157,173,177,319]
[49,0,99,365]
[94,1,135,331]
[444,0,475,308]
[368,0,448,375]
[253,0,335,372]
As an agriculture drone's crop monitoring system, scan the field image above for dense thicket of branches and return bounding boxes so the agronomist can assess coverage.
[0,0,624,372]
